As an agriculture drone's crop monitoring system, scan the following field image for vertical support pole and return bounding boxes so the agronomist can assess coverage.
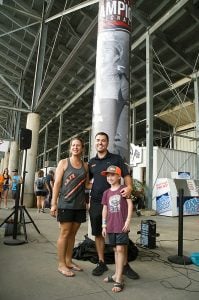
[43,125,48,167]
[31,3,48,110]
[145,31,153,209]
[194,74,199,179]
[90,0,133,163]
[23,113,40,207]
[15,78,25,142]
[56,113,63,164]
[131,107,136,144]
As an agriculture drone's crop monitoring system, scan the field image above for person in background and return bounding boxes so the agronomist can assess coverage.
[11,169,23,207]
[3,168,11,209]
[50,137,89,278]
[101,165,133,293]
[45,169,55,208]
[35,169,49,213]
[88,132,139,279]
[0,171,4,208]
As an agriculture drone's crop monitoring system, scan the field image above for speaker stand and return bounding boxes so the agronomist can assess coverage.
[167,188,192,265]
[0,149,40,245]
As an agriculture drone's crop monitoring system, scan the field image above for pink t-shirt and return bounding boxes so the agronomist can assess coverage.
[101,185,128,233]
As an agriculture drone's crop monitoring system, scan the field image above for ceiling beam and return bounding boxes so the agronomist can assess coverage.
[0,104,30,113]
[0,75,30,109]
[131,0,190,51]
[45,0,99,23]
[36,16,97,110]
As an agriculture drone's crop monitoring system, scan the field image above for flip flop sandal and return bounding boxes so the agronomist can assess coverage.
[68,264,83,271]
[104,275,116,283]
[112,282,124,293]
[58,268,75,277]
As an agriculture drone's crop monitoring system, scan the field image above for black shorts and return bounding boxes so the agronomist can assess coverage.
[12,190,19,200]
[57,209,86,223]
[89,202,103,236]
[108,233,129,246]
[35,191,47,197]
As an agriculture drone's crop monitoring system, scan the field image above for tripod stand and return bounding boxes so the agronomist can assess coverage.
[0,149,40,245]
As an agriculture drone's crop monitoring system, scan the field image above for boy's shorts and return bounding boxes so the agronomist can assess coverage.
[108,232,129,246]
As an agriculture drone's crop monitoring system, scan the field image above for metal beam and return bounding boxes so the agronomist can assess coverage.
[131,0,190,51]
[131,71,197,109]
[39,78,95,133]
[0,75,30,109]
[0,123,12,138]
[145,31,153,210]
[45,0,99,23]
[36,16,97,110]
[31,4,48,110]
[0,19,39,38]
[194,74,199,178]
[0,105,30,113]
[3,2,41,20]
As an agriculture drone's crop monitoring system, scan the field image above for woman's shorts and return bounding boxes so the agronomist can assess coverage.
[108,232,129,246]
[3,185,9,191]
[57,209,86,223]
[89,202,103,236]
[35,191,47,197]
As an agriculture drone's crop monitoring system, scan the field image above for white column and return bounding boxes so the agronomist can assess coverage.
[23,113,40,207]
[8,141,19,174]
[3,152,9,170]
[0,158,4,172]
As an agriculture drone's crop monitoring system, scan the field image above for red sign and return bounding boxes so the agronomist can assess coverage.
[99,0,132,32]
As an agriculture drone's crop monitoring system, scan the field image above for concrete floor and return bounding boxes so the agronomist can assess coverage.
[0,201,199,300]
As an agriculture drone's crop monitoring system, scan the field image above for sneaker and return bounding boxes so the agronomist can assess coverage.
[123,263,140,279]
[92,261,108,276]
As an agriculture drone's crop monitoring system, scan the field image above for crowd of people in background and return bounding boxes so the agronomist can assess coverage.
[0,167,55,211]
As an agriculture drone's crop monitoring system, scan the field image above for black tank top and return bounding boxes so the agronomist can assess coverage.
[58,158,87,210]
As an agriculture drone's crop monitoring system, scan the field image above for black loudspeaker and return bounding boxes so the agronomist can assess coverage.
[19,128,32,150]
[140,220,156,249]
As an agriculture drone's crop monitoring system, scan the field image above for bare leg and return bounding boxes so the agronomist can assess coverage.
[3,190,8,208]
[65,222,81,269]
[36,196,41,211]
[95,235,105,262]
[112,245,125,292]
[57,222,75,277]
[41,196,45,212]
[124,244,128,265]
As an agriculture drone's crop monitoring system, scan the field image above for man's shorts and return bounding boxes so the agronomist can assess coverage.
[108,232,129,247]
[12,190,19,200]
[57,209,86,223]
[89,202,103,236]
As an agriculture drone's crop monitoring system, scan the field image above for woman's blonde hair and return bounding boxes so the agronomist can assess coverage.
[37,169,44,177]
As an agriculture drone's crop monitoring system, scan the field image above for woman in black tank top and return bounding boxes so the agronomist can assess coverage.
[50,137,89,277]
[3,168,11,209]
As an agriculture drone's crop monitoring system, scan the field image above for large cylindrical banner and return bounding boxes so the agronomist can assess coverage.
[90,0,132,162]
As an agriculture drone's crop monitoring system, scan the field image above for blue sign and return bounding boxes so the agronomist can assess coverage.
[183,197,199,215]
[156,193,172,213]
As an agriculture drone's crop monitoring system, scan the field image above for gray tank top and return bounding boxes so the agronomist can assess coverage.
[58,158,87,210]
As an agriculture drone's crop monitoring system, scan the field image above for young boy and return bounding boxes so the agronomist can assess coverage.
[101,165,133,293]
